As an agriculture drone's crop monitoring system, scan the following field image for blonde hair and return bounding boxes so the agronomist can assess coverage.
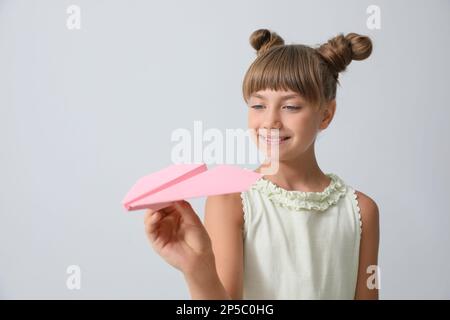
[242,29,373,110]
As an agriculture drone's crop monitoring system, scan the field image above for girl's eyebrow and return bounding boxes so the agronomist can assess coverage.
[250,93,266,100]
[250,93,303,101]
[280,94,302,101]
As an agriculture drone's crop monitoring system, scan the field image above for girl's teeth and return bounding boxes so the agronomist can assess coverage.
[260,136,289,144]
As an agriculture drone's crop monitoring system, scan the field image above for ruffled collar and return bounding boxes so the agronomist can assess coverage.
[252,173,347,212]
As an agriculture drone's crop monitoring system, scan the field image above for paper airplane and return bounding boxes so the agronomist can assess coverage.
[122,163,262,212]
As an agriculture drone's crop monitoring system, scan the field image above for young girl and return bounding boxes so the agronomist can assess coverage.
[144,29,380,300]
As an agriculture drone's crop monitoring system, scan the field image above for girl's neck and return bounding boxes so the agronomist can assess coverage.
[256,145,331,193]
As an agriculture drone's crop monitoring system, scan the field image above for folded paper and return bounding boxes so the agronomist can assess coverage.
[122,163,262,211]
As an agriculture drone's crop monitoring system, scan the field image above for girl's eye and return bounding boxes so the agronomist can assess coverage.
[250,105,302,111]
[284,105,302,111]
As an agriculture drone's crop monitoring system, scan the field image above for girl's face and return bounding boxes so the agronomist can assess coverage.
[247,89,334,161]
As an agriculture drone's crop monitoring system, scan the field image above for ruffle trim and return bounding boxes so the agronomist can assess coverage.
[240,191,250,238]
[252,173,347,212]
[240,191,248,224]
[350,188,363,235]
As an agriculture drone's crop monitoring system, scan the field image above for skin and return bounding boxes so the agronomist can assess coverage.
[144,88,380,299]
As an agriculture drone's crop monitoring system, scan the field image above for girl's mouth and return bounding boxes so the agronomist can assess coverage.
[259,135,291,145]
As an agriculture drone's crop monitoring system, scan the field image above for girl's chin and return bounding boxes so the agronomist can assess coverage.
[258,142,292,158]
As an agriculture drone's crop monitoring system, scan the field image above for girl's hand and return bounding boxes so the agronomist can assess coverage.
[144,200,215,275]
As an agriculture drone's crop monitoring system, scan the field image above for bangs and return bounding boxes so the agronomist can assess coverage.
[242,45,325,109]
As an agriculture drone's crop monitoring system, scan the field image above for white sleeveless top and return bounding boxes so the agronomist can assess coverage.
[240,173,362,300]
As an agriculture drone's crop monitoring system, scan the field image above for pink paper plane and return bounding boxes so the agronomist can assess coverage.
[122,163,262,212]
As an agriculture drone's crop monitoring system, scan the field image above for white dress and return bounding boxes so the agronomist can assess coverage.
[240,173,362,299]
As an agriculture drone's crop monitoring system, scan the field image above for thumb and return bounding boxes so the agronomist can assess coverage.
[174,200,202,225]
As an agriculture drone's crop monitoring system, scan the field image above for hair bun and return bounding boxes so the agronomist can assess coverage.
[249,29,284,56]
[316,32,372,74]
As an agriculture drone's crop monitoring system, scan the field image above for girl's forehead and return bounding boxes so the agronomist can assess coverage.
[250,89,305,100]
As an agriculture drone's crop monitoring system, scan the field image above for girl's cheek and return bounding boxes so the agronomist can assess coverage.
[248,120,257,130]
[248,115,261,129]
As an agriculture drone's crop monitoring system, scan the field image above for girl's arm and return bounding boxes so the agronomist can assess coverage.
[354,190,380,300]
[183,255,231,300]
[181,193,245,300]
[204,193,245,299]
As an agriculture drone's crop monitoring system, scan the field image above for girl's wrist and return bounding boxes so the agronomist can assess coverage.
[183,250,217,282]
[183,249,216,274]
[183,269,230,300]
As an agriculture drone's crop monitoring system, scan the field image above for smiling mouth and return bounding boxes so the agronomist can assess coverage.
[258,135,291,144]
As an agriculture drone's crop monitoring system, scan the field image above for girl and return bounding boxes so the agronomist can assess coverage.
[144,29,380,300]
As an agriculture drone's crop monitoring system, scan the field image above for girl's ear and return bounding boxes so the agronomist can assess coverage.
[319,100,336,130]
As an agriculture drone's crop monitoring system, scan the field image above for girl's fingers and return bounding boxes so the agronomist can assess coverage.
[144,204,183,244]
[144,210,164,242]
[144,204,176,223]
[174,200,201,225]
[162,204,178,215]
[144,209,156,224]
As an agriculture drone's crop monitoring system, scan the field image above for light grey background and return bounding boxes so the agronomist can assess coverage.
[1,0,449,299]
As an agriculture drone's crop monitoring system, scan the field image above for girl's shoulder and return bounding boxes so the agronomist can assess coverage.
[352,189,380,235]
[353,190,379,217]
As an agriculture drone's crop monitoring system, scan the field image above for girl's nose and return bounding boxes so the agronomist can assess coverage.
[263,110,282,130]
